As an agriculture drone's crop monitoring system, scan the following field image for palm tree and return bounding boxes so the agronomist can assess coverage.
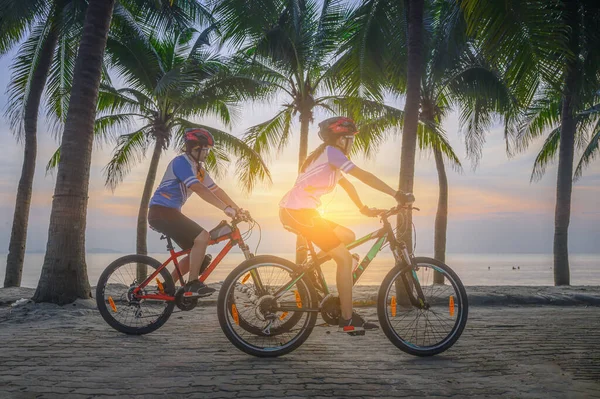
[32,0,213,303]
[337,0,519,283]
[461,0,600,285]
[1,0,85,287]
[68,26,270,280]
[32,0,116,304]
[1,0,212,287]
[214,0,372,261]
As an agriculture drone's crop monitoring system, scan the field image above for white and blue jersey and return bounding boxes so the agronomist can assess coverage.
[150,154,218,210]
[280,146,356,209]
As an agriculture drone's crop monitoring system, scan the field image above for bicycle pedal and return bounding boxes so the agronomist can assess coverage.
[182,292,202,299]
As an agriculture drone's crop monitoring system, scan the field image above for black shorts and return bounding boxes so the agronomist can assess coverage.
[279,208,342,251]
[148,205,205,250]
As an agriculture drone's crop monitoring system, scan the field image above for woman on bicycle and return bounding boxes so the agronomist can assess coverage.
[279,117,414,334]
[148,128,244,296]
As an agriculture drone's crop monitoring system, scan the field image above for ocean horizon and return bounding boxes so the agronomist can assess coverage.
[2,252,598,289]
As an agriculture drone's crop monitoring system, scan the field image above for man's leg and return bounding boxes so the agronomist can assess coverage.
[188,230,210,282]
[171,255,190,284]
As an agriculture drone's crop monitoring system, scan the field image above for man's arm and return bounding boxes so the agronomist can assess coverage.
[213,187,240,211]
[338,177,365,210]
[189,182,228,211]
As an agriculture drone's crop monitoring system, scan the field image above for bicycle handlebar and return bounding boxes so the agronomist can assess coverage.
[367,204,420,219]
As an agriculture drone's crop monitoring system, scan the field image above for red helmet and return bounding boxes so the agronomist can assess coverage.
[184,128,214,147]
[318,117,358,142]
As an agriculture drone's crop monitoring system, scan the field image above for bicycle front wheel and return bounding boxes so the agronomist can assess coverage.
[377,257,468,356]
[217,255,318,357]
[96,255,175,335]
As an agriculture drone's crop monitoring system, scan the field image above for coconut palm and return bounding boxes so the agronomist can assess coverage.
[47,26,272,281]
[336,0,520,282]
[461,0,600,285]
[1,0,212,288]
[32,0,213,304]
[214,0,383,261]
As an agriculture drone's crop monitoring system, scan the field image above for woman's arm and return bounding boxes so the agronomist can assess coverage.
[347,166,396,198]
[338,177,365,210]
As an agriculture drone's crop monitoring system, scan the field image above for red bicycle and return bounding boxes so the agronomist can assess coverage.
[96,214,258,335]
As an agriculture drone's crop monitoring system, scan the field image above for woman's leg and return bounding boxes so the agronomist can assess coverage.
[328,243,354,320]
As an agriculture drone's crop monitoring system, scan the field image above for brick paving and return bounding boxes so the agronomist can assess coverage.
[0,305,599,398]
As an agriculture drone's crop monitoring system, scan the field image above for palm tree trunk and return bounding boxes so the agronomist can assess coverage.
[4,29,59,288]
[397,0,425,249]
[33,0,116,304]
[136,138,163,282]
[433,147,447,284]
[296,109,311,264]
[395,0,424,304]
[554,73,577,286]
[553,1,580,287]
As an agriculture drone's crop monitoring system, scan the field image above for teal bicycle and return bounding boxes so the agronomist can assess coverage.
[217,204,468,357]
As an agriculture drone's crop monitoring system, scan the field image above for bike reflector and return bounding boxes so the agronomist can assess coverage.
[108,296,117,313]
[232,304,240,325]
[390,296,397,317]
[241,273,251,284]
[449,295,455,316]
[294,290,302,308]
[156,278,164,294]
[279,311,289,320]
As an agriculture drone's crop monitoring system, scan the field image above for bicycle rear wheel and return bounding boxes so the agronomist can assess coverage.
[377,257,468,356]
[217,255,318,357]
[96,255,175,335]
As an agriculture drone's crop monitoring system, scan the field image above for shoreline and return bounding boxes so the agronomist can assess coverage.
[2,285,599,310]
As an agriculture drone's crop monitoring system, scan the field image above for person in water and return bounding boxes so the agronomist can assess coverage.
[279,117,415,334]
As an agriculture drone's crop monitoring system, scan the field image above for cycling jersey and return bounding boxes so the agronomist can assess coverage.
[279,146,356,209]
[149,154,218,210]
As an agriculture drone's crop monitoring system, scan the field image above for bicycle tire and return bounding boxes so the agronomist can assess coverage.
[377,257,468,356]
[217,255,318,357]
[96,254,176,335]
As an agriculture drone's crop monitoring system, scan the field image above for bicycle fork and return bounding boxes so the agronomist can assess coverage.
[394,243,429,310]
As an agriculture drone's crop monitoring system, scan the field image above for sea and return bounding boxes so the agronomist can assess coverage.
[1,252,598,288]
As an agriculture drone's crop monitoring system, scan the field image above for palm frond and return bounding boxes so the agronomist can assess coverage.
[574,126,600,181]
[0,0,49,55]
[95,113,146,143]
[531,126,560,182]
[45,146,61,174]
[103,126,152,190]
[243,107,295,158]
[4,19,55,136]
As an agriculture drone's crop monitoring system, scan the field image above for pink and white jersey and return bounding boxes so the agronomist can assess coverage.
[280,146,356,209]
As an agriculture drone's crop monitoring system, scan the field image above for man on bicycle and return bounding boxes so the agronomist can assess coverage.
[148,128,244,296]
[279,117,414,334]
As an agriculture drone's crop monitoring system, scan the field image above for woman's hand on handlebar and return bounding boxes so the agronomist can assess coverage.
[360,205,384,217]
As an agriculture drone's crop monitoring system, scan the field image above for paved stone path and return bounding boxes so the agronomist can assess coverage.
[1,305,599,398]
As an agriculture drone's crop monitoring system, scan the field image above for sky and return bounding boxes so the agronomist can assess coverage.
[0,50,599,257]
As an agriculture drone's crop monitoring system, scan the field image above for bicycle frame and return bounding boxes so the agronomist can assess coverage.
[251,208,428,313]
[271,212,415,300]
[132,221,254,301]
